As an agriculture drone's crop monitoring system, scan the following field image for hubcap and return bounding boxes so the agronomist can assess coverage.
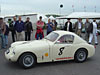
[77,51,86,61]
[23,55,34,67]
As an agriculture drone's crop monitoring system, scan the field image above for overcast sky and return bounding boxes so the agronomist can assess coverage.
[0,0,100,16]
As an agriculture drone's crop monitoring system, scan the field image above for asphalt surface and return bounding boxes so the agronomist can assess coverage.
[0,31,100,75]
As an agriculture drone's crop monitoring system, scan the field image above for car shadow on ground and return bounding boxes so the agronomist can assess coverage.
[4,58,94,70]
[36,58,94,67]
[5,62,21,69]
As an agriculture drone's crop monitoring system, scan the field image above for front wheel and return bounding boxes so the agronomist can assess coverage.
[74,49,88,63]
[19,53,36,68]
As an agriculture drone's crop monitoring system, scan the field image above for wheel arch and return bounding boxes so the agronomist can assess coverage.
[74,48,88,59]
[17,52,37,63]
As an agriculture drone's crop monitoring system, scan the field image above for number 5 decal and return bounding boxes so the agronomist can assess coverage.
[58,47,65,55]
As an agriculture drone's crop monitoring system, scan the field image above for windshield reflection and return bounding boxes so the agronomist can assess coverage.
[44,32,59,42]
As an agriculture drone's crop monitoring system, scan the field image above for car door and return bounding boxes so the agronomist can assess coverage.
[52,35,74,61]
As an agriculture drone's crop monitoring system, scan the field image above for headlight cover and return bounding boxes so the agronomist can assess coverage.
[6,49,10,54]
[13,50,15,55]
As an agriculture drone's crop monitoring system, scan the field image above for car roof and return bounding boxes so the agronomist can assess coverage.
[53,30,87,44]
[53,30,76,36]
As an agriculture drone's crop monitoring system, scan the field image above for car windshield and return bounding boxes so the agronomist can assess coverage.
[44,32,59,42]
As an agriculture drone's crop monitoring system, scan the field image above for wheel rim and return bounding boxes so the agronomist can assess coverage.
[23,55,34,67]
[77,51,86,61]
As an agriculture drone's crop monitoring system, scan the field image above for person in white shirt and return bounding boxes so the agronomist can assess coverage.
[64,18,73,32]
[89,19,98,45]
[75,18,83,37]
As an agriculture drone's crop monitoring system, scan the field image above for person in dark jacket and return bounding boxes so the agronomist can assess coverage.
[64,18,73,32]
[47,19,54,35]
[24,17,33,41]
[4,24,9,46]
[75,18,84,37]
[14,16,24,41]
[84,18,91,42]
[52,20,58,30]
[8,17,16,42]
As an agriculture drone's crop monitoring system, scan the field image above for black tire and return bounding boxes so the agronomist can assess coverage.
[74,49,88,63]
[19,53,36,69]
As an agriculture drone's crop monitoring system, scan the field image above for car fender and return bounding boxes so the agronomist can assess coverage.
[69,43,95,58]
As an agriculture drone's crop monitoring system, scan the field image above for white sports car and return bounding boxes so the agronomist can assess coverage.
[5,30,95,68]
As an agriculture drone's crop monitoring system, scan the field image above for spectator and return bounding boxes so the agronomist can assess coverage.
[35,16,44,40]
[47,19,54,35]
[89,19,98,45]
[64,18,73,32]
[24,17,33,41]
[4,24,9,47]
[75,18,83,37]
[52,20,58,30]
[0,17,6,49]
[14,16,24,41]
[84,18,91,42]
[8,17,16,42]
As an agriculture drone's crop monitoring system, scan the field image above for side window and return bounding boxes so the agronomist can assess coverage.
[58,35,74,44]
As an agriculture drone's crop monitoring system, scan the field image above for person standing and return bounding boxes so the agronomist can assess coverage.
[89,19,98,45]
[4,24,9,47]
[52,20,58,30]
[35,16,44,40]
[47,19,54,35]
[24,17,33,41]
[75,18,83,37]
[0,17,6,49]
[14,16,24,41]
[84,18,91,41]
[64,18,73,32]
[8,17,16,42]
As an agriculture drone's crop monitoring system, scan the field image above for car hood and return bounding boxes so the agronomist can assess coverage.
[11,41,30,47]
[11,39,50,48]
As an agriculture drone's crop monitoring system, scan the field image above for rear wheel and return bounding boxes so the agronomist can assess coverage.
[74,49,88,63]
[19,53,36,68]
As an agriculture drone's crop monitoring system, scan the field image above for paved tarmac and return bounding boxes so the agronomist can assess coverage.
[0,31,100,75]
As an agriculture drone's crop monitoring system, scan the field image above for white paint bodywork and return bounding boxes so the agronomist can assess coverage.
[5,31,95,63]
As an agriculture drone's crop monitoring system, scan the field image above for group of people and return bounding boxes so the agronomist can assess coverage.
[35,16,57,40]
[7,16,33,43]
[0,15,99,49]
[0,16,58,49]
[0,16,34,49]
[64,18,98,45]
